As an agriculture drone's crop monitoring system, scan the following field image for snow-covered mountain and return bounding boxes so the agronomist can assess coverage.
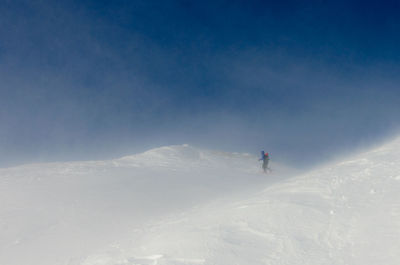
[1,139,400,265]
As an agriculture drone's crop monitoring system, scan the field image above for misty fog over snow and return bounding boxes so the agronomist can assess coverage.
[1,137,400,265]
[1,1,400,168]
[1,1,400,264]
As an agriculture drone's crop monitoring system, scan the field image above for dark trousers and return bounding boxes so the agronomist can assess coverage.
[262,159,269,172]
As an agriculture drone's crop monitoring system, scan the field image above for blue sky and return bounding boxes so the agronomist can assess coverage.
[1,0,400,167]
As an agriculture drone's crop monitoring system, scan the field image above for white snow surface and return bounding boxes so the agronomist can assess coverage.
[1,140,400,265]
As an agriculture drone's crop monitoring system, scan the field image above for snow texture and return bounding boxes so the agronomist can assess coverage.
[1,139,400,265]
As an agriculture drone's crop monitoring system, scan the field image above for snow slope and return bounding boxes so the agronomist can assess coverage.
[0,145,289,265]
[81,138,400,265]
[2,139,400,265]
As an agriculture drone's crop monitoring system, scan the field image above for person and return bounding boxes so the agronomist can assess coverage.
[259,151,270,173]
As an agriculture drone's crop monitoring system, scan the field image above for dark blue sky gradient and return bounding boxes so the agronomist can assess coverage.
[1,0,400,167]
